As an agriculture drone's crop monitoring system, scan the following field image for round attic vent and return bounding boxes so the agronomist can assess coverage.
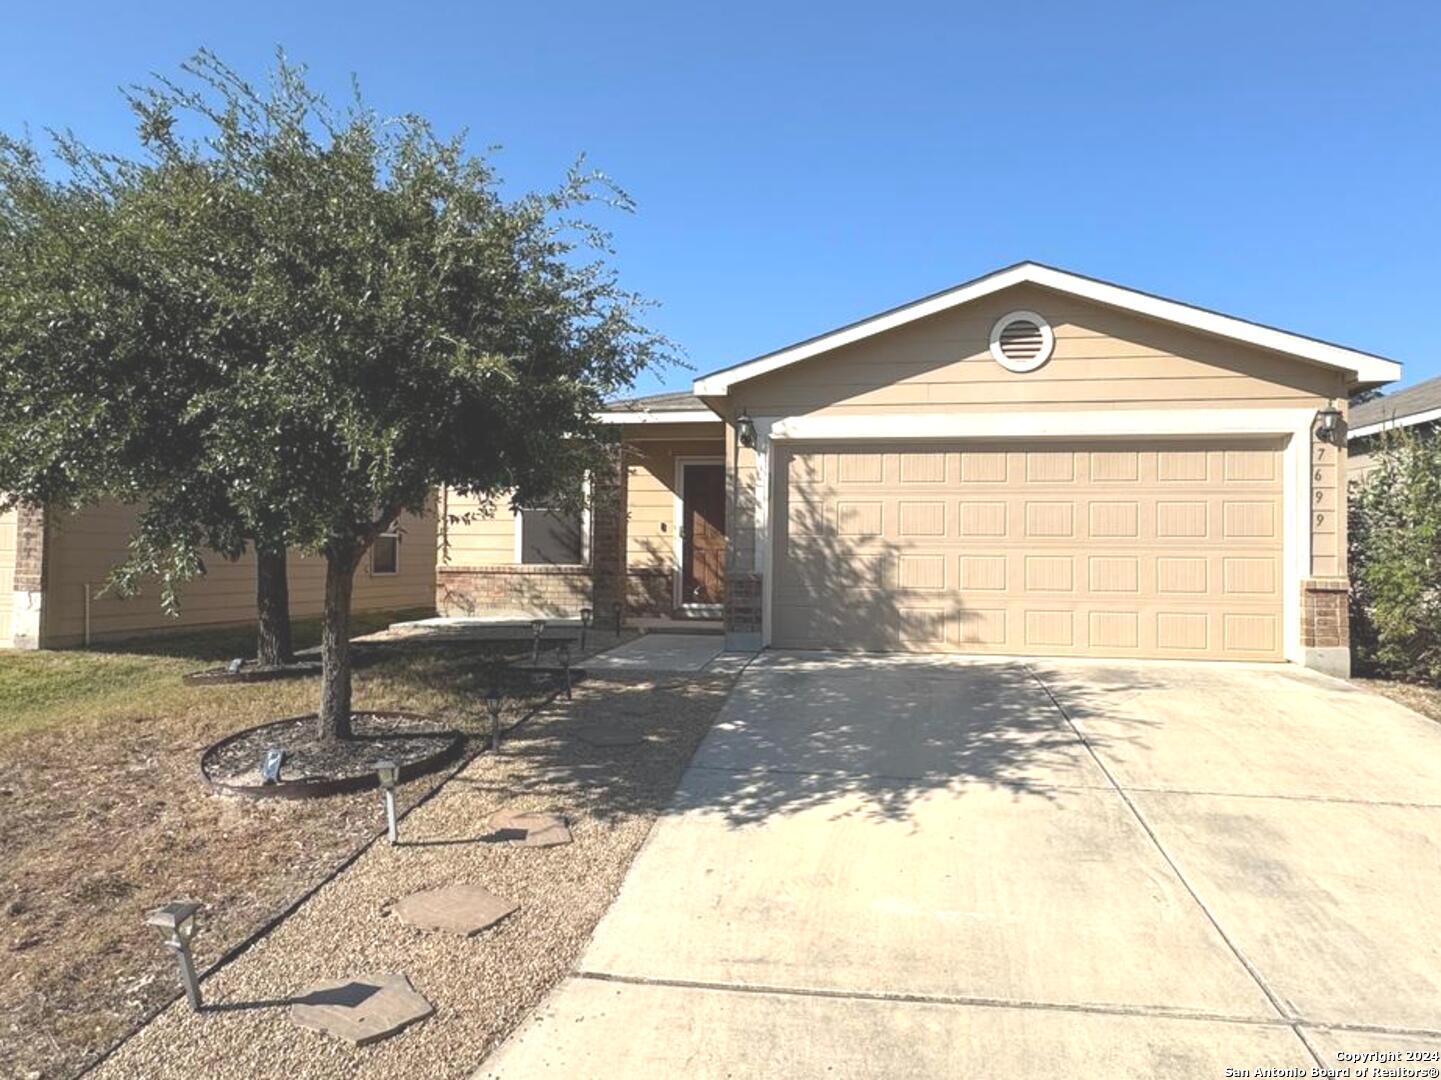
[989,310,1055,373]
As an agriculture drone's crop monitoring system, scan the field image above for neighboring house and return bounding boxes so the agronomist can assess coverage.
[1346,374,1441,480]
[439,261,1399,676]
[0,501,435,649]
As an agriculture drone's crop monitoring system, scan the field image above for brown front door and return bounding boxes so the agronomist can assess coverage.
[681,463,726,605]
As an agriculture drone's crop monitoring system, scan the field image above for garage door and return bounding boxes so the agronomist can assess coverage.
[774,440,1285,660]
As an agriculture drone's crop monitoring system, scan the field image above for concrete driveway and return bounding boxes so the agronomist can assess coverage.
[480,654,1441,1078]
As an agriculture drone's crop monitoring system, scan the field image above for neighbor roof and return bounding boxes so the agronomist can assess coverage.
[1349,374,1441,439]
[595,390,718,424]
[692,261,1401,397]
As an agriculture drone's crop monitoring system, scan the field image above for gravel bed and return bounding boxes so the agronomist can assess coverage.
[95,672,733,1079]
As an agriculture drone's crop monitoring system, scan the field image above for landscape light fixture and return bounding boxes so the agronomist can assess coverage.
[558,641,572,699]
[530,618,546,664]
[736,411,757,450]
[374,759,400,843]
[486,685,504,753]
[1316,402,1343,444]
[579,607,593,651]
[146,901,204,1011]
[611,600,623,635]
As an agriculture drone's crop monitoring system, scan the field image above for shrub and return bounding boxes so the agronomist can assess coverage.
[1349,427,1441,680]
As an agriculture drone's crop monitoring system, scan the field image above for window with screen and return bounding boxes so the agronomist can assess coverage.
[371,532,400,575]
[518,506,584,565]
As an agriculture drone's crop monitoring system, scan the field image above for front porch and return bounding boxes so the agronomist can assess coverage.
[435,394,730,626]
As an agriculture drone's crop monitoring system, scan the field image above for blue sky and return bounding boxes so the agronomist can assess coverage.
[4,1,1437,396]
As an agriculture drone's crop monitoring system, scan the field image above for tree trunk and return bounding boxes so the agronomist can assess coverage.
[317,551,357,741]
[255,545,294,667]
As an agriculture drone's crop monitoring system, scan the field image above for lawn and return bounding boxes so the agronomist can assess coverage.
[0,611,613,1080]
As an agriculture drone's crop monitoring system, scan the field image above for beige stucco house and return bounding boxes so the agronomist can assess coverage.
[439,262,1399,676]
[3,262,1400,672]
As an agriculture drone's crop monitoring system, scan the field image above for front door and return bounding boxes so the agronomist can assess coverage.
[681,463,727,606]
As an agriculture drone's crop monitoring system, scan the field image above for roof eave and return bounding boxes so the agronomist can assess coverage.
[693,262,1402,397]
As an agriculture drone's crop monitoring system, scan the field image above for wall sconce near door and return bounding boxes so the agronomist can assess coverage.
[1315,401,1343,444]
[736,411,757,450]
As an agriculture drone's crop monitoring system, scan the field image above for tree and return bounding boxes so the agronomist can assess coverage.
[1349,426,1441,680]
[0,109,297,665]
[1,50,667,737]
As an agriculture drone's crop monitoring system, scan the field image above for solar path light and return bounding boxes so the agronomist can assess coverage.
[375,759,400,843]
[611,600,623,636]
[579,607,593,651]
[558,641,572,700]
[146,901,203,1011]
[487,685,504,753]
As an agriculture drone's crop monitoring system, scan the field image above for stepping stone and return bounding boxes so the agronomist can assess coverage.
[485,808,573,848]
[576,724,647,747]
[393,883,518,936]
[289,972,433,1046]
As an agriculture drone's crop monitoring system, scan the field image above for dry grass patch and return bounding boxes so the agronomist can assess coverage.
[94,672,733,1079]
[1352,676,1441,727]
[0,617,627,1080]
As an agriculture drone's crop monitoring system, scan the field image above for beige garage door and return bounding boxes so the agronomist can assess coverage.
[774,440,1285,660]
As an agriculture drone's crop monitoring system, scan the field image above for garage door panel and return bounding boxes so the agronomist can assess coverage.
[776,439,1285,661]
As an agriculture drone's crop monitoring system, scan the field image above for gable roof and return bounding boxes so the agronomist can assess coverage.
[1349,374,1441,439]
[595,390,718,424]
[693,261,1401,397]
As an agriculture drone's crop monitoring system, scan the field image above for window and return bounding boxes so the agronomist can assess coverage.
[518,505,584,565]
[371,532,400,575]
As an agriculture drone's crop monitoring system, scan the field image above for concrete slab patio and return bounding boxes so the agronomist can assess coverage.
[482,653,1441,1078]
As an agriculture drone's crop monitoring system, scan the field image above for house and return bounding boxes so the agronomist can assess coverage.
[438,261,1399,676]
[1346,374,1441,480]
[0,501,435,649]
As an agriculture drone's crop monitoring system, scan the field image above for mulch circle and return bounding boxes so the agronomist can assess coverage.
[200,712,464,800]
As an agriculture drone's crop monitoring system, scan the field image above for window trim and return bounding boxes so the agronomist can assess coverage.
[371,531,401,576]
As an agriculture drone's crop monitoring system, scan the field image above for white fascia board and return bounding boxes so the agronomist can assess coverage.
[594,410,719,425]
[762,408,1315,442]
[1349,406,1441,440]
[693,262,1401,396]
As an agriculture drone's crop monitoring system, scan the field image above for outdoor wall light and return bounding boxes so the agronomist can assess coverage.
[1316,402,1343,444]
[486,685,504,753]
[736,411,757,450]
[146,901,203,1011]
[374,759,400,844]
[530,618,546,664]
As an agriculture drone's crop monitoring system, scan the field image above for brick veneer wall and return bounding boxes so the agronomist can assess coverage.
[1302,578,1349,651]
[436,564,592,617]
[11,503,46,649]
[627,567,674,617]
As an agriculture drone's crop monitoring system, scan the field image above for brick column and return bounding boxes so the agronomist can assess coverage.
[589,440,629,626]
[11,503,47,649]
[724,420,763,650]
[1301,578,1350,676]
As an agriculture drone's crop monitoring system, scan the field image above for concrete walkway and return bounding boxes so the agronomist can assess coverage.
[584,633,733,673]
[480,654,1441,1078]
